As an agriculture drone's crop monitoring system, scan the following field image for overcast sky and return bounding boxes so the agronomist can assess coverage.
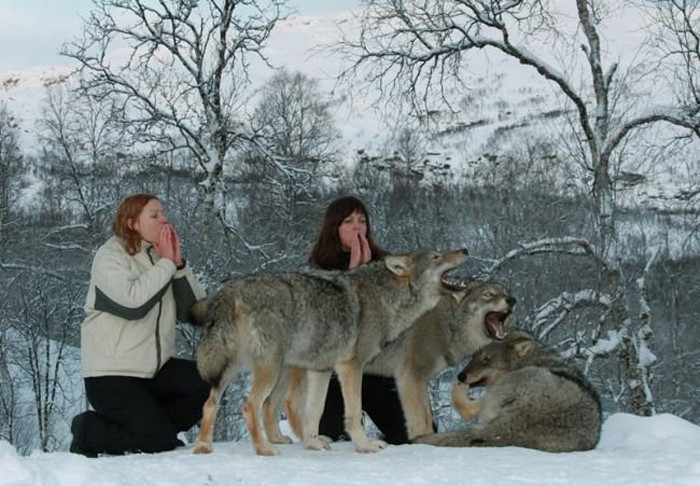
[0,0,361,73]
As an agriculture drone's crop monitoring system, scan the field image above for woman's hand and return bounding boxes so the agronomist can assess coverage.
[359,232,372,265]
[348,231,362,269]
[349,231,371,269]
[153,224,182,266]
[170,225,183,266]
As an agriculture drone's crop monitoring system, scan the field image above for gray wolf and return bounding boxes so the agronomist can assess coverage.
[279,281,516,442]
[192,249,468,455]
[413,331,602,452]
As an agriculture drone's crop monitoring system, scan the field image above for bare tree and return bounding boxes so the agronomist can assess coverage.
[37,81,126,251]
[5,280,83,452]
[227,70,340,268]
[0,103,22,263]
[62,0,290,272]
[251,69,339,178]
[243,69,340,228]
[339,0,700,415]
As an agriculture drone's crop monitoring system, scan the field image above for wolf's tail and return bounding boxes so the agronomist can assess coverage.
[195,293,239,388]
[188,299,208,327]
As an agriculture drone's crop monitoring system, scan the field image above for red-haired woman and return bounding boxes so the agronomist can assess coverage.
[309,195,409,445]
[69,194,209,457]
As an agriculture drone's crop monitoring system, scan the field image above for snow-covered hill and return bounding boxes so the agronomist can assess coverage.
[1,7,697,212]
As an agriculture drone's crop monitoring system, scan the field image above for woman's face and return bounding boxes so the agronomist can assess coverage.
[338,210,368,251]
[131,198,168,243]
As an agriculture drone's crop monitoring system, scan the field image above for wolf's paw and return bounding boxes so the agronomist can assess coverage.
[355,439,388,453]
[255,443,280,456]
[269,433,293,445]
[304,437,332,451]
[193,442,213,454]
[317,435,333,447]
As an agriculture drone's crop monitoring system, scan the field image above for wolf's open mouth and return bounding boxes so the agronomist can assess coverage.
[485,311,509,340]
[440,273,467,291]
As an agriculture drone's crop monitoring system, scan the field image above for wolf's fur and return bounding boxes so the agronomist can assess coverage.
[414,331,602,452]
[279,281,515,441]
[192,249,468,456]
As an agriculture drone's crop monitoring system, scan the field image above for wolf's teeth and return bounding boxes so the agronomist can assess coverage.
[440,275,467,290]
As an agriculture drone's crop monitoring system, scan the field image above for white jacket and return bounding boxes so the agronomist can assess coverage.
[81,236,206,378]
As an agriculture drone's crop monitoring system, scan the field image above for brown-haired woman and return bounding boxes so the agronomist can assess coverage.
[310,195,409,445]
[69,194,209,457]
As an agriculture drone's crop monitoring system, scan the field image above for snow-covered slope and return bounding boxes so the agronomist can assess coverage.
[2,413,699,486]
[1,7,697,211]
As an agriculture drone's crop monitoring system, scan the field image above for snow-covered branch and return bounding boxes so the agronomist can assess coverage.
[0,262,68,281]
[532,288,612,341]
[484,237,599,277]
[215,212,275,258]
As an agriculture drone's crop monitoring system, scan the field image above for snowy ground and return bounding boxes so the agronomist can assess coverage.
[2,413,699,486]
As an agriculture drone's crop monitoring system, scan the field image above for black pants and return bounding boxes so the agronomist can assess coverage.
[319,373,409,445]
[73,358,210,455]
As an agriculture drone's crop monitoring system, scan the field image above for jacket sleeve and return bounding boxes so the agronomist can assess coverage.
[172,260,207,322]
[91,246,177,321]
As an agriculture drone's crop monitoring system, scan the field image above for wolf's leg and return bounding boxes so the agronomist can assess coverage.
[283,367,307,441]
[451,382,481,422]
[243,360,283,456]
[193,362,239,454]
[335,361,387,453]
[412,430,479,447]
[395,372,432,439]
[262,367,293,445]
[416,418,526,449]
[192,386,222,454]
[302,370,333,450]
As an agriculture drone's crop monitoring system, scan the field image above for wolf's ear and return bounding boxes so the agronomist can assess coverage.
[385,255,414,279]
[511,337,534,359]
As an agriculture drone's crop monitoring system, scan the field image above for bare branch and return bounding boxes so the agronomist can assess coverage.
[483,236,600,277]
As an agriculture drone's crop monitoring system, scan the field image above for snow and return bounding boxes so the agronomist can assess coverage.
[2,414,699,486]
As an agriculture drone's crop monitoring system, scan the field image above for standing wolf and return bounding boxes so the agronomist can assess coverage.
[414,331,602,452]
[279,281,515,442]
[193,249,468,456]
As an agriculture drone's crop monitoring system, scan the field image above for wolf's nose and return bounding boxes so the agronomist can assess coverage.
[457,370,467,383]
[507,296,517,306]
[459,248,468,255]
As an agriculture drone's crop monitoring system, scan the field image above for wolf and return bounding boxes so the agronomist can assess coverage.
[192,249,468,456]
[413,331,602,452]
[277,281,516,442]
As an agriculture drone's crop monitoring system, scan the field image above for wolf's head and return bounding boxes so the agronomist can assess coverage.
[383,248,469,301]
[450,282,516,349]
[456,331,538,387]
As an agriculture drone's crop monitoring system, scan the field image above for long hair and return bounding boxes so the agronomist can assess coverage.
[112,193,158,255]
[309,195,387,270]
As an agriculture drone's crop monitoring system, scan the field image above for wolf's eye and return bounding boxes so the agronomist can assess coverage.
[482,354,490,363]
[429,252,440,260]
[483,291,494,300]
